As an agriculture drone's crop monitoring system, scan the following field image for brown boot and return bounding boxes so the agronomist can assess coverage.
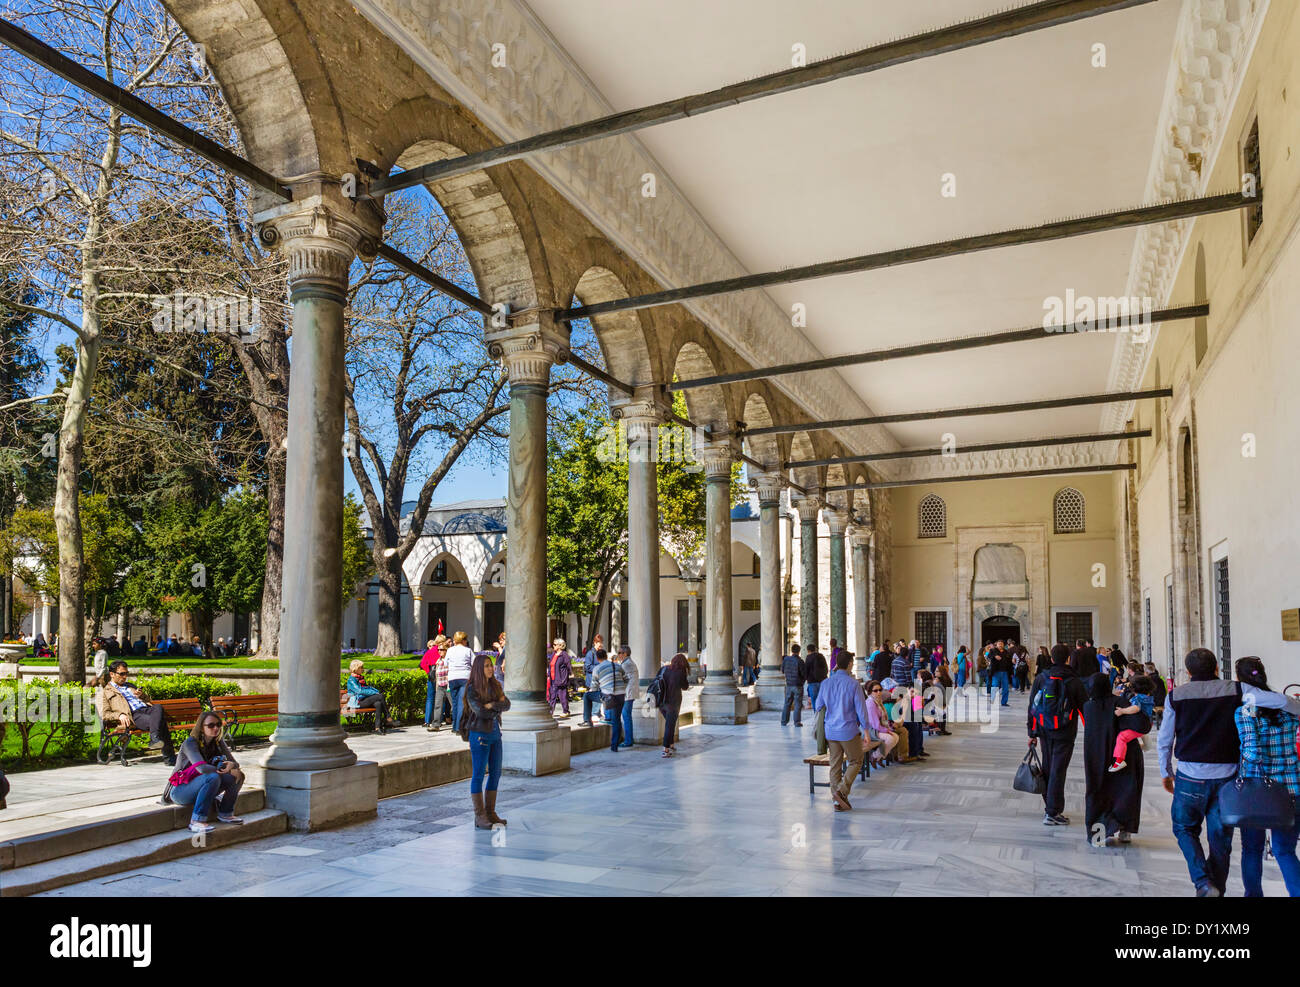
[470,792,492,829]
[485,790,507,827]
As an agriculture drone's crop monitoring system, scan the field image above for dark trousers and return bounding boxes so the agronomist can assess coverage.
[661,707,679,748]
[132,704,174,756]
[781,685,803,725]
[904,720,924,756]
[1171,772,1233,894]
[604,696,625,750]
[1038,728,1075,817]
[356,693,389,730]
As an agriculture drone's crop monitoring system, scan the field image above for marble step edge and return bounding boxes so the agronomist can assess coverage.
[0,788,266,872]
[0,808,287,898]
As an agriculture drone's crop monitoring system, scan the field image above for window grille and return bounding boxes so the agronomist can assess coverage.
[918,494,946,539]
[1053,487,1086,534]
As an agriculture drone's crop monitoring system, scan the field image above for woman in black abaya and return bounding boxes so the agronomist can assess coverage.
[1081,672,1144,847]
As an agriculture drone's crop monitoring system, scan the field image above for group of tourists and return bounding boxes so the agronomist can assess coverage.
[1020,639,1300,896]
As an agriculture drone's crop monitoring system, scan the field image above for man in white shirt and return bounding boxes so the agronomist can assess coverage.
[618,646,639,749]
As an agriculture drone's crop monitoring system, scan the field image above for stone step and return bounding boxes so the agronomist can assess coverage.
[0,788,266,872]
[0,808,287,897]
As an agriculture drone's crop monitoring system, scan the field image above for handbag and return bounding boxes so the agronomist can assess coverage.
[1013,742,1046,795]
[1219,774,1296,830]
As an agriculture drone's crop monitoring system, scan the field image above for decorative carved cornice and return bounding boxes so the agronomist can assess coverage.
[1102,0,1265,433]
[485,315,570,387]
[354,0,895,458]
[849,525,873,549]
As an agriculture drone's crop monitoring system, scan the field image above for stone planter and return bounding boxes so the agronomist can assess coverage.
[0,662,18,679]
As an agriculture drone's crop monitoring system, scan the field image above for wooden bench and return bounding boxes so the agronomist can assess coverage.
[97,696,206,767]
[340,689,379,728]
[213,694,278,748]
[804,740,881,794]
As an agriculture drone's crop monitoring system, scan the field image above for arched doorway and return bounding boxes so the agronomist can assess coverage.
[981,616,1021,648]
[738,622,761,663]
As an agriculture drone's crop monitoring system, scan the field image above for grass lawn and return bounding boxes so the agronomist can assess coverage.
[17,652,422,672]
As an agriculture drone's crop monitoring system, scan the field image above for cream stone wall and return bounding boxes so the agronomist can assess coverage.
[1131,0,1300,687]
[889,474,1121,654]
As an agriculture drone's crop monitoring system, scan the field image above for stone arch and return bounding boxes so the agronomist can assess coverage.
[161,0,339,188]
[669,339,730,429]
[787,432,820,493]
[373,96,557,310]
[412,549,472,591]
[740,392,784,472]
[825,462,849,511]
[569,265,657,389]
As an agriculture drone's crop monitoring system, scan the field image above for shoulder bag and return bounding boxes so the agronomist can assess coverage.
[1013,742,1046,795]
[1219,774,1295,830]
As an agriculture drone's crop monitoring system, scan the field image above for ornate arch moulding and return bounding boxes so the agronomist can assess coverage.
[353,0,895,459]
[1101,0,1267,434]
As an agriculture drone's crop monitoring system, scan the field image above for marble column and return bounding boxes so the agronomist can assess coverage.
[850,525,872,679]
[410,592,424,653]
[796,497,821,652]
[825,507,848,657]
[355,590,368,651]
[609,579,622,650]
[613,387,668,682]
[255,190,382,829]
[683,576,702,681]
[698,435,748,724]
[753,473,785,710]
[472,592,485,651]
[486,315,572,775]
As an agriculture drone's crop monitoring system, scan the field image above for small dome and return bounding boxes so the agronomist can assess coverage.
[442,512,506,534]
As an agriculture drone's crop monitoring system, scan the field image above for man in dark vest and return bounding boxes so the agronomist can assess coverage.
[1158,647,1300,896]
[1027,644,1088,826]
[804,643,829,709]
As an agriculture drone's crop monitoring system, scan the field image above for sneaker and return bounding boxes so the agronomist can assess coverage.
[1108,759,1126,773]
[661,750,672,757]
[831,791,851,811]
[916,751,930,759]
[1117,831,1132,844]
[217,814,244,825]
[795,722,803,728]
[1196,884,1223,898]
[189,821,214,834]
[425,723,435,732]
[1042,813,1070,826]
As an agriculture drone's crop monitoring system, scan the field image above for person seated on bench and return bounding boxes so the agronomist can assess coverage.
[346,659,398,733]
[864,680,899,767]
[165,711,245,834]
[101,660,175,765]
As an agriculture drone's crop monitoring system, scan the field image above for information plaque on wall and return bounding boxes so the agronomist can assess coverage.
[740,599,760,611]
[1283,609,1300,642]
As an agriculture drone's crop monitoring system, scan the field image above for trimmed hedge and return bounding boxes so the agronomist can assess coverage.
[0,678,98,764]
[136,673,241,704]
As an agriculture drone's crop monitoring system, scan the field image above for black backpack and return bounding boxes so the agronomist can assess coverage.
[646,667,667,707]
[1032,670,1078,731]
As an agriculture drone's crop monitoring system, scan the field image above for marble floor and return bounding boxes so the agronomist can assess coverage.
[39,688,1290,896]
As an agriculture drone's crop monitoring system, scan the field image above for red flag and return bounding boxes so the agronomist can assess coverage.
[436,618,444,635]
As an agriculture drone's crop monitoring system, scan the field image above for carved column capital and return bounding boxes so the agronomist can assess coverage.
[485,311,570,387]
[256,187,383,294]
[824,508,850,538]
[752,472,784,507]
[849,524,874,549]
[610,385,671,447]
[795,496,822,525]
[696,433,737,480]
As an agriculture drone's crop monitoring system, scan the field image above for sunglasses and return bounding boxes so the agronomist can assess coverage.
[203,721,222,730]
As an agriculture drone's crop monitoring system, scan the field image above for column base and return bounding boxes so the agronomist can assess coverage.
[502,724,571,776]
[754,673,785,711]
[698,690,750,725]
[255,760,378,832]
[688,657,701,683]
[853,657,869,681]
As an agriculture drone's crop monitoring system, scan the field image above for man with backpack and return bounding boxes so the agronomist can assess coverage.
[1027,644,1089,826]
[781,643,807,727]
[804,643,829,709]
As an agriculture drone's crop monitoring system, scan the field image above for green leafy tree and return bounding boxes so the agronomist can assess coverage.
[341,493,373,612]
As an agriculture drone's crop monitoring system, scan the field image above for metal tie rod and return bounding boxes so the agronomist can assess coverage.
[750,387,1173,437]
[671,306,1205,392]
[824,462,1135,491]
[787,429,1150,469]
[562,194,1252,323]
[669,412,805,494]
[369,0,1157,196]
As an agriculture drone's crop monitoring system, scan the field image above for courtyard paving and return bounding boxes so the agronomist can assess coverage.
[36,688,1289,896]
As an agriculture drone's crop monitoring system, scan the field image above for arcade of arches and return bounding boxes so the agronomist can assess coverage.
[89,0,1300,832]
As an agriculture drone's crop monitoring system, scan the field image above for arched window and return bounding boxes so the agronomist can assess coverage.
[433,560,448,583]
[918,494,946,539]
[1053,487,1086,534]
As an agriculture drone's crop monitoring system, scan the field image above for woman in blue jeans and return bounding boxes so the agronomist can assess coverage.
[1233,657,1300,896]
[164,712,244,834]
[464,652,511,830]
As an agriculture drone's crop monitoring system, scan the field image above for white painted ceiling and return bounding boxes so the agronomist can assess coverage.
[523,0,1183,449]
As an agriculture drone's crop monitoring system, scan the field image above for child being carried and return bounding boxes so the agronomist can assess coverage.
[1108,675,1155,772]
